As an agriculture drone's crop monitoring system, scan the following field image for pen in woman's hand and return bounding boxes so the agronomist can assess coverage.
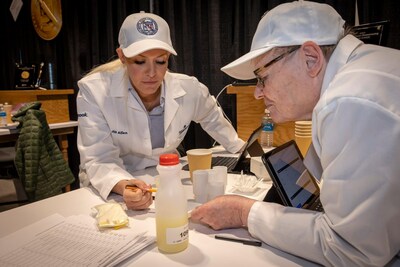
[125,184,157,193]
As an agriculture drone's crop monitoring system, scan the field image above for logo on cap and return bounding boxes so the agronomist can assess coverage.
[137,17,158,36]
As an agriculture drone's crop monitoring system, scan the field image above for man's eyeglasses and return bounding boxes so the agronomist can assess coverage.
[253,46,300,87]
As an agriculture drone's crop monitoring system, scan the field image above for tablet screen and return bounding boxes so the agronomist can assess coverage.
[263,141,319,208]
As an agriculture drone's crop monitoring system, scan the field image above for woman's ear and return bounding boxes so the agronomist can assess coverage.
[116,48,125,64]
[301,41,325,77]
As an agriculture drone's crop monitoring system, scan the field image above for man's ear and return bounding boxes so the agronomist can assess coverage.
[116,48,125,64]
[301,41,325,77]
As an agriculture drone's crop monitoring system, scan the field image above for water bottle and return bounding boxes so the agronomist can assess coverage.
[260,109,274,148]
[0,104,7,126]
[155,154,189,253]
[3,102,12,124]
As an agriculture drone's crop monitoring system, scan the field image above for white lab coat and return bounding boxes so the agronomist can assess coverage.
[248,35,400,266]
[77,69,244,199]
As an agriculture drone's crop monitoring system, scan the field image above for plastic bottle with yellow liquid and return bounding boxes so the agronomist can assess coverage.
[155,154,189,253]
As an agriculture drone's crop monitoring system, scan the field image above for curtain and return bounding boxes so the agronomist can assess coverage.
[2,0,398,185]
[153,0,274,149]
[357,1,400,47]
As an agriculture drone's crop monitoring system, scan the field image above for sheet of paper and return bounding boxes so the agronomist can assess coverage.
[0,213,155,267]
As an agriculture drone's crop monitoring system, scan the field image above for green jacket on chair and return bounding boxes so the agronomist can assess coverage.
[12,102,75,202]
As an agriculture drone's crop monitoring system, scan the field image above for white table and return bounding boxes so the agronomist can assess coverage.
[0,169,319,267]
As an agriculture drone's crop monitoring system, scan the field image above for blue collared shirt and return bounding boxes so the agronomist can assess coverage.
[129,84,165,149]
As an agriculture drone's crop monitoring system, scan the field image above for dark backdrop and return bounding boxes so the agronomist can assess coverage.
[1,0,399,188]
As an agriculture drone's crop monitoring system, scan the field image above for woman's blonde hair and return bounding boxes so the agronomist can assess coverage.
[84,58,124,77]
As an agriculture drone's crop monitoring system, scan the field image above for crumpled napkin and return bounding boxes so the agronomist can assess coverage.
[234,171,263,193]
[93,202,129,229]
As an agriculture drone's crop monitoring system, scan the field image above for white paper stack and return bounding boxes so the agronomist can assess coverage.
[0,214,155,267]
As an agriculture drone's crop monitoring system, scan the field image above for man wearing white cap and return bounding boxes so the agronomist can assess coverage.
[76,12,245,210]
[191,1,400,266]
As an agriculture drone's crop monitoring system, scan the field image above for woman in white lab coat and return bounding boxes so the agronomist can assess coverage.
[76,12,244,210]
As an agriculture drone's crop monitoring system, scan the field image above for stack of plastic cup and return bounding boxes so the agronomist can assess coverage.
[212,166,228,189]
[206,169,225,201]
[295,121,312,157]
[192,170,209,204]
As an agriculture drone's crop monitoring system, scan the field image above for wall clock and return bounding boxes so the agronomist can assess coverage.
[31,0,62,41]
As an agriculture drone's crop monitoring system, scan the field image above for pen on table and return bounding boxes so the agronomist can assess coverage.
[214,235,262,247]
[125,184,157,193]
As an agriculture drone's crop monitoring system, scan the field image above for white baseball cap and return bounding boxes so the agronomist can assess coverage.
[221,0,345,80]
[118,11,177,58]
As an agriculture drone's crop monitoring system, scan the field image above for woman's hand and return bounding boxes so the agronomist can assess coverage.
[113,179,153,210]
[190,195,256,230]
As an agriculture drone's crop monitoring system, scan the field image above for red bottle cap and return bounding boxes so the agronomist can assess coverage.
[159,154,179,166]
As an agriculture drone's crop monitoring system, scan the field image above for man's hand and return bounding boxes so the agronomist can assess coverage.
[190,195,256,230]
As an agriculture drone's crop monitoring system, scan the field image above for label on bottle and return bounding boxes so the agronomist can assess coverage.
[262,123,274,132]
[166,223,189,245]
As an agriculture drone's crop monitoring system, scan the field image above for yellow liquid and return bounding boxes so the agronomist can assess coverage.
[156,215,189,253]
